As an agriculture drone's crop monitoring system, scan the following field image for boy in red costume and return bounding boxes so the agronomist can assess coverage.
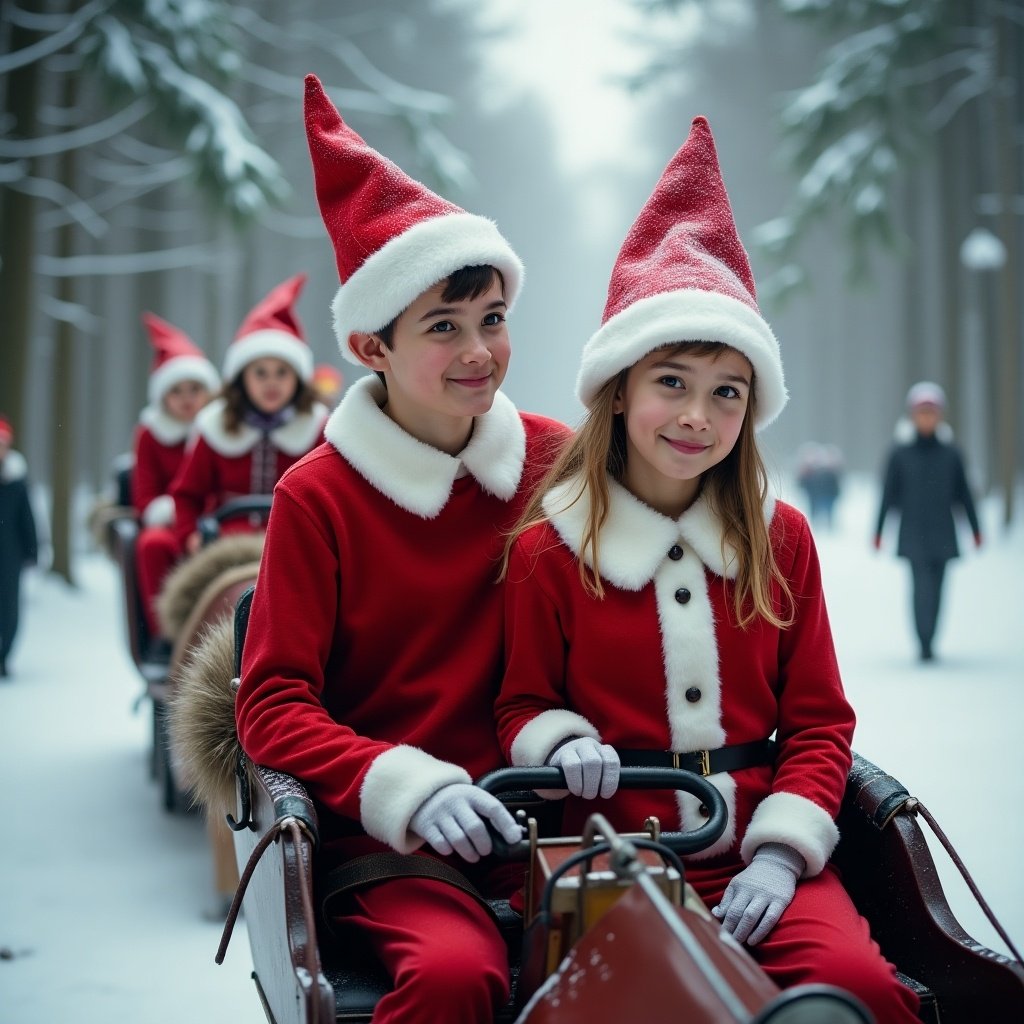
[234,76,570,1024]
[132,314,219,639]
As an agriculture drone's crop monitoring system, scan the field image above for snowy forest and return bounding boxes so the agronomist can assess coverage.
[1,0,1022,580]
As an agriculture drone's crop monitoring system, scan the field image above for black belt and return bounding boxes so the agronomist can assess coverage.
[616,738,778,777]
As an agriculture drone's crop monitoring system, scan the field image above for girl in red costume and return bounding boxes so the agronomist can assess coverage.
[496,117,920,1023]
[132,314,219,639]
[171,274,328,557]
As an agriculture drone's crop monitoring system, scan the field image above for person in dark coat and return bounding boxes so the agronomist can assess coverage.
[874,382,982,661]
[0,417,39,678]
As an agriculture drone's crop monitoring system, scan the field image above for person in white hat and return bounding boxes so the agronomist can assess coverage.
[495,117,920,1022]
[874,381,982,661]
[230,76,571,1023]
[131,313,219,639]
[169,273,329,558]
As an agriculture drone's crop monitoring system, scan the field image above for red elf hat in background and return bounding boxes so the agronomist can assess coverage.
[143,313,220,406]
[222,273,313,383]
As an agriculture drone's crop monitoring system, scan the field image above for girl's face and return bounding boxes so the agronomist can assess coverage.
[613,345,752,518]
[351,276,510,455]
[163,379,210,423]
[242,357,299,415]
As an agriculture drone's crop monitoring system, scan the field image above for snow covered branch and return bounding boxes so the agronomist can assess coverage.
[36,243,222,278]
[6,174,108,238]
[0,0,109,75]
[0,99,151,160]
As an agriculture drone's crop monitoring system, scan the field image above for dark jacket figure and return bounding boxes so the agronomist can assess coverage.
[796,442,843,530]
[874,383,981,661]
[0,424,39,677]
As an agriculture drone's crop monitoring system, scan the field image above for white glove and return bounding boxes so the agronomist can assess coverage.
[546,737,620,800]
[409,783,522,863]
[712,842,804,945]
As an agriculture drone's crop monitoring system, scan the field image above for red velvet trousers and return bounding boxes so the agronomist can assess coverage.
[340,870,516,1024]
[694,862,921,1023]
[135,526,179,637]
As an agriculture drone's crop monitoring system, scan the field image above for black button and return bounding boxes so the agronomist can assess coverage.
[698,804,710,818]
[674,588,691,604]
[668,544,684,560]
[685,687,701,703]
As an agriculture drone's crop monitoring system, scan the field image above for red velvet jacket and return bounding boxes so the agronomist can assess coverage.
[171,398,327,548]
[131,406,191,526]
[496,478,855,877]
[235,376,570,860]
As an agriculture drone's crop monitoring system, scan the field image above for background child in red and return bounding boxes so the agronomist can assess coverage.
[132,314,219,639]
[170,273,328,557]
[234,76,569,1024]
[496,117,919,1022]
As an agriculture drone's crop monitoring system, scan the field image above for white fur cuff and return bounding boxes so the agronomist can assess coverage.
[510,709,601,767]
[739,790,840,876]
[359,745,471,853]
[142,494,175,527]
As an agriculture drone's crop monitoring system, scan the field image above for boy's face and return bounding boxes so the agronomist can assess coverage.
[350,276,510,450]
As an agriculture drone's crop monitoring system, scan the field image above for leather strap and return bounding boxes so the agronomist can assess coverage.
[617,739,778,777]
[319,852,498,933]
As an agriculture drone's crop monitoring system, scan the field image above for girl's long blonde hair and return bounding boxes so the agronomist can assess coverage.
[502,342,793,630]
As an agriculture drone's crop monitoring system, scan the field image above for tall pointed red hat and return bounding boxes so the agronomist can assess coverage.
[303,74,524,363]
[576,117,786,428]
[143,313,220,406]
[222,273,313,383]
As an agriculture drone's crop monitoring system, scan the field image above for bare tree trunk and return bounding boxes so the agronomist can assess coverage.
[993,10,1021,526]
[900,172,924,388]
[50,66,78,584]
[0,12,40,436]
[937,108,965,432]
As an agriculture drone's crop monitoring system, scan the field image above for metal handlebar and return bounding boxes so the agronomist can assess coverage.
[475,765,729,858]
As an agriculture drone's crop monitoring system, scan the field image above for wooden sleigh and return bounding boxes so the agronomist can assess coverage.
[215,587,1024,1024]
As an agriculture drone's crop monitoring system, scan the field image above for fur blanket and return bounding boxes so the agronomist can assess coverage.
[167,616,242,813]
[156,533,264,640]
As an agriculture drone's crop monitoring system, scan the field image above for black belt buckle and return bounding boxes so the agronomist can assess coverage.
[673,749,711,776]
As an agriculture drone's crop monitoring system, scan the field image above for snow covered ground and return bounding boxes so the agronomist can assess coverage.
[2,475,1021,1023]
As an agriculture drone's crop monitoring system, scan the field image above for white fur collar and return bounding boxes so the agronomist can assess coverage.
[0,449,27,483]
[324,375,526,519]
[139,403,190,446]
[894,417,954,445]
[194,398,328,457]
[542,476,776,587]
